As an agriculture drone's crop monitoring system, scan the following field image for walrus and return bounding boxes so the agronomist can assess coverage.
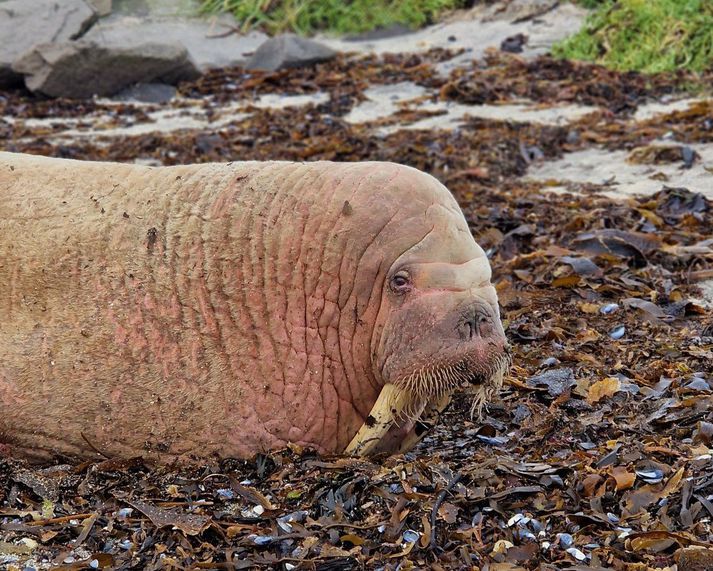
[0,151,509,464]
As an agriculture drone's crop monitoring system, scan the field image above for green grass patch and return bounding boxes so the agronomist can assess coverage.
[199,0,468,35]
[554,0,713,73]
[570,0,608,8]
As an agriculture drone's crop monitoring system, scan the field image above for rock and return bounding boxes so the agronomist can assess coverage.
[83,16,267,71]
[114,82,177,103]
[0,0,98,88]
[246,34,337,72]
[500,33,528,53]
[13,41,200,99]
[526,368,576,397]
[344,24,414,42]
[89,0,112,17]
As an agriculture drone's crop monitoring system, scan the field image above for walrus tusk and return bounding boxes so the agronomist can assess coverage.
[345,384,410,456]
[397,393,452,454]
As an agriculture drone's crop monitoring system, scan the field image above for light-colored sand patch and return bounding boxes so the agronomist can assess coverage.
[396,100,598,131]
[697,280,713,308]
[527,144,713,199]
[9,105,251,140]
[7,92,329,141]
[343,82,428,124]
[344,81,599,130]
[344,81,597,130]
[251,92,330,109]
[320,1,587,74]
[633,97,709,122]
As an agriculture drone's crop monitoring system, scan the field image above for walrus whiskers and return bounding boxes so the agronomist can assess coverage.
[345,346,511,458]
[467,351,511,419]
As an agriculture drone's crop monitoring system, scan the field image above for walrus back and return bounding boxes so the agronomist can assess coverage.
[0,153,284,461]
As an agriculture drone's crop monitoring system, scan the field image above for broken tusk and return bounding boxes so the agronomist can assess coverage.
[344,383,410,457]
[397,393,452,454]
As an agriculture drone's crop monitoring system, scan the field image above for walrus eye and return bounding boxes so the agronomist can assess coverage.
[390,271,411,293]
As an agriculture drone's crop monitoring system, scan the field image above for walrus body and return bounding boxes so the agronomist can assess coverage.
[0,152,508,464]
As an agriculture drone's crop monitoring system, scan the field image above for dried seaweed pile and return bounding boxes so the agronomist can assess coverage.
[1,49,712,570]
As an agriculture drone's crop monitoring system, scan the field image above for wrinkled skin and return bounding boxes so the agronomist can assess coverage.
[0,152,507,464]
[376,212,506,395]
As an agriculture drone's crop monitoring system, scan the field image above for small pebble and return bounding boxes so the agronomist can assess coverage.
[250,535,273,546]
[636,468,663,483]
[600,303,619,314]
[617,527,633,538]
[402,530,420,544]
[609,325,626,339]
[277,519,292,533]
[681,145,696,168]
[507,513,525,527]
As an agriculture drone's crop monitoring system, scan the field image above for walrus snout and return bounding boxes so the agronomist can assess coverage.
[456,300,501,341]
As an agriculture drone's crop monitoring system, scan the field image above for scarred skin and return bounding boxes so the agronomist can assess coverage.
[0,152,508,464]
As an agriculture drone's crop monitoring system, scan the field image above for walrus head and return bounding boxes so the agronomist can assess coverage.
[377,231,509,417]
[344,165,510,456]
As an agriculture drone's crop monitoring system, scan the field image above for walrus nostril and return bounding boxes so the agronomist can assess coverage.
[468,319,476,339]
[459,309,491,340]
[458,319,476,340]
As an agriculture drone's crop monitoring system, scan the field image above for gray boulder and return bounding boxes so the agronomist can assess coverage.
[83,17,268,71]
[12,40,200,99]
[246,34,337,72]
[88,0,112,17]
[114,82,177,103]
[0,0,98,87]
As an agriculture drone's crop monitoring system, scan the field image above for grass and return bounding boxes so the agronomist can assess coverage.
[571,0,608,8]
[554,0,713,73]
[199,0,468,35]
[199,0,713,74]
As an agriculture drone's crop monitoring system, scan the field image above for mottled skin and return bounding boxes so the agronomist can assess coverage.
[0,152,507,464]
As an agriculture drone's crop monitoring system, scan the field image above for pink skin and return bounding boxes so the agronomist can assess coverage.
[0,152,507,464]
[375,213,507,392]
